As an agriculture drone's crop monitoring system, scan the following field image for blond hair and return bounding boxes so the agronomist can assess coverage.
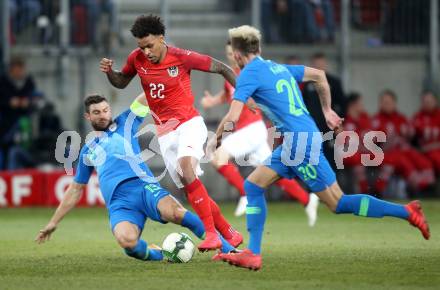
[228,25,261,55]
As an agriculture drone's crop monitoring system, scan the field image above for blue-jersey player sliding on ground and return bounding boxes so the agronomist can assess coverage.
[211,25,430,270]
[35,93,235,261]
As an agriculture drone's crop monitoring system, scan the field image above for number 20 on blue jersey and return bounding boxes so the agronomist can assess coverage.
[276,77,309,116]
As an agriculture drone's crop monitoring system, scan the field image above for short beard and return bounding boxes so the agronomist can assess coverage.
[91,119,112,131]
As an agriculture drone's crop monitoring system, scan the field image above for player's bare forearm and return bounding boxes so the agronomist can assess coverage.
[35,183,83,244]
[49,183,84,225]
[215,100,244,142]
[314,79,332,113]
[106,70,133,89]
[246,98,259,113]
[303,67,332,112]
[209,58,236,87]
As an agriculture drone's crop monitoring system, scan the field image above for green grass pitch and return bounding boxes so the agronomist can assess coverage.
[1,201,439,290]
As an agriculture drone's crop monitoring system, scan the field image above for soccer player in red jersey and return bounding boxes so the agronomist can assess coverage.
[99,15,242,251]
[201,41,319,225]
[413,91,440,173]
[338,92,373,193]
[372,90,434,193]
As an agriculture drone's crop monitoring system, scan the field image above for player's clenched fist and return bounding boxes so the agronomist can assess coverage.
[100,58,114,73]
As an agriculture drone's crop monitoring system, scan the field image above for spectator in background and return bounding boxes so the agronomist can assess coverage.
[9,0,41,35]
[284,54,301,65]
[261,0,276,43]
[0,47,4,75]
[310,0,336,42]
[0,56,39,169]
[284,0,320,43]
[261,0,335,43]
[372,90,435,195]
[413,91,440,174]
[274,0,295,43]
[338,92,372,192]
[302,52,346,169]
[71,0,118,51]
[383,0,430,44]
[261,0,319,43]
[7,101,64,170]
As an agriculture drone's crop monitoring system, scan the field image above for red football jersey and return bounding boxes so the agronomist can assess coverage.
[339,112,372,152]
[224,68,263,131]
[122,46,212,136]
[371,111,413,150]
[344,112,372,137]
[413,108,440,151]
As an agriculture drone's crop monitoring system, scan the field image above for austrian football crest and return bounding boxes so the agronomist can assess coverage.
[167,66,179,77]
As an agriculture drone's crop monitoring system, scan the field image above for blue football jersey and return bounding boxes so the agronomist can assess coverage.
[74,109,155,204]
[233,56,320,135]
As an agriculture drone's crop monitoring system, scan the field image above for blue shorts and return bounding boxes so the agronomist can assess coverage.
[108,178,170,232]
[266,144,336,192]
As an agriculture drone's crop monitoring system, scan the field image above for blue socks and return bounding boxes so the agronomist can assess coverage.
[182,211,205,239]
[219,234,235,253]
[181,211,235,253]
[336,194,409,219]
[124,239,163,261]
[244,180,267,255]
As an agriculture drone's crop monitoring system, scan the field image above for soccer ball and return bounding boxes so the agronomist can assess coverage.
[162,232,195,263]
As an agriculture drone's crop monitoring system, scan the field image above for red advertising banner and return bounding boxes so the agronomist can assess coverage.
[0,170,45,207]
[0,170,105,207]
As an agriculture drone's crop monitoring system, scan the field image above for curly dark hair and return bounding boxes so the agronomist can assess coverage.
[130,14,165,38]
[84,94,108,112]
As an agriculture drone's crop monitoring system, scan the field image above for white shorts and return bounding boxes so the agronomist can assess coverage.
[158,116,207,188]
[221,120,272,167]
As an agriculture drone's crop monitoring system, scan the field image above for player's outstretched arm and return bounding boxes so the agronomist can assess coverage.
[303,67,343,130]
[100,58,134,89]
[35,182,86,244]
[209,58,236,88]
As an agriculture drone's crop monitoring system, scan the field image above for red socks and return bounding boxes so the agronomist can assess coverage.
[275,178,309,206]
[184,179,216,233]
[217,162,246,196]
[209,197,234,239]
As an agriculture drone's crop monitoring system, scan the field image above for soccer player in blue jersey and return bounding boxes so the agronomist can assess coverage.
[212,25,430,270]
[35,93,235,261]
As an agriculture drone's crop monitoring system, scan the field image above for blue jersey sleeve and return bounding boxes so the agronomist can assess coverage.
[233,67,260,103]
[283,65,305,82]
[74,146,94,184]
[115,109,145,133]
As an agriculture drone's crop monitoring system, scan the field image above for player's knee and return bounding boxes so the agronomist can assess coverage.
[171,207,186,224]
[164,204,185,224]
[115,231,138,249]
[158,196,186,224]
